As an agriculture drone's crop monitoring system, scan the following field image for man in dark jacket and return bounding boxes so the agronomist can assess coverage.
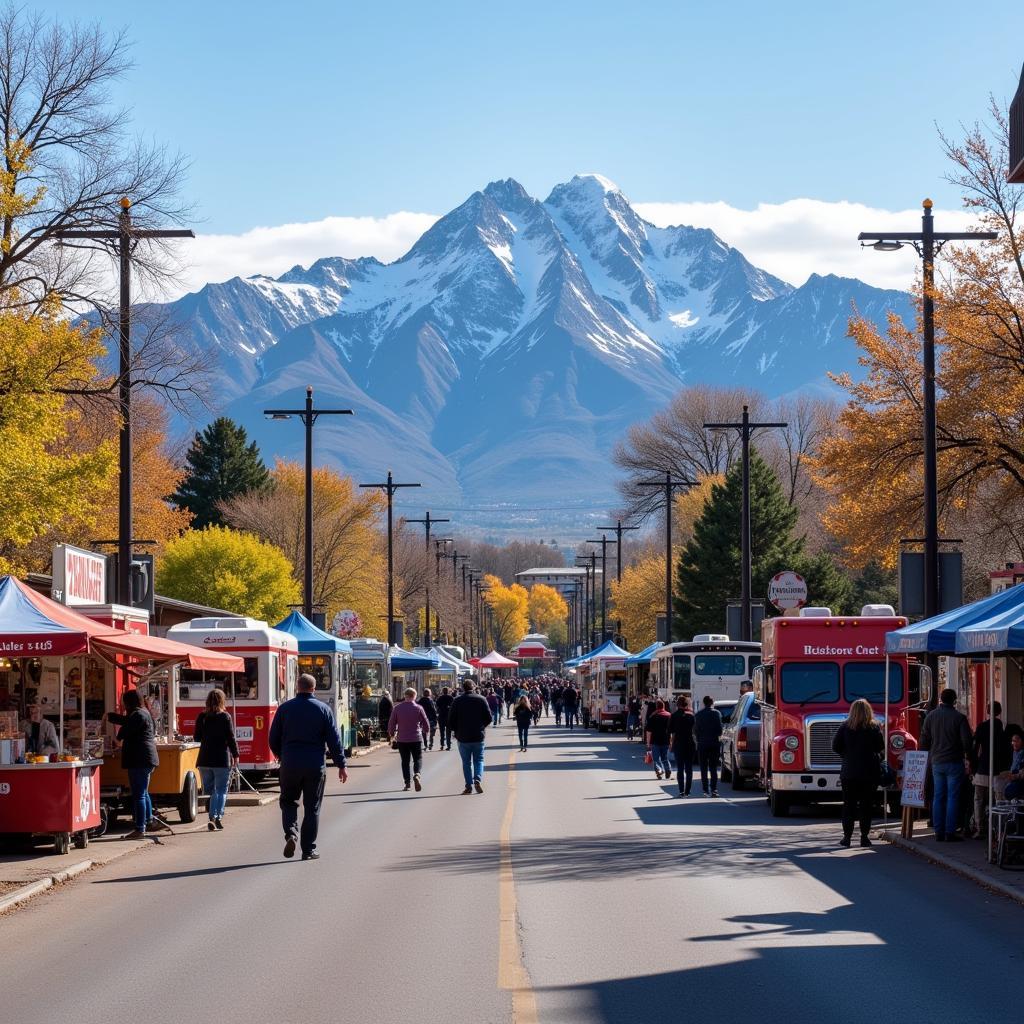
[972,701,1008,839]
[418,688,439,750]
[377,691,394,736]
[669,696,696,796]
[920,688,973,842]
[694,695,724,797]
[435,686,454,750]
[269,673,348,860]
[105,688,160,839]
[563,685,580,731]
[447,679,492,794]
[644,699,673,780]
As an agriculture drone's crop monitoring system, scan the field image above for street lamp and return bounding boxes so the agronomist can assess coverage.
[858,200,996,623]
[359,471,421,645]
[264,386,353,620]
[54,198,194,606]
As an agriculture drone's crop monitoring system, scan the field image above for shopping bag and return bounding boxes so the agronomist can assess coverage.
[644,750,653,765]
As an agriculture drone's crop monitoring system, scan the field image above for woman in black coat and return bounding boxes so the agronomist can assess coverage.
[194,688,240,831]
[105,688,160,839]
[832,698,884,848]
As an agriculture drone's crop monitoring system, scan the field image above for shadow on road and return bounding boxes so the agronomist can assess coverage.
[93,861,284,883]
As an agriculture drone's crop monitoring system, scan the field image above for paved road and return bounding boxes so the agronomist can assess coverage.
[1,718,1018,1024]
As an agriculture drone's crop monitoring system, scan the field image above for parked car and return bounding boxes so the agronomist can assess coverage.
[719,692,761,790]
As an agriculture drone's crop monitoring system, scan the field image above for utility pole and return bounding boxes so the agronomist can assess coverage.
[54,199,194,607]
[638,471,696,644]
[586,536,610,641]
[408,512,449,647]
[359,471,421,644]
[596,519,639,639]
[858,202,995,625]
[704,407,787,642]
[265,387,354,620]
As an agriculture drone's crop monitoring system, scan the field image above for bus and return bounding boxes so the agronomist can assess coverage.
[649,635,761,707]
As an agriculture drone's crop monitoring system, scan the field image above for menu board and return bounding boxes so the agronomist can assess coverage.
[900,750,929,809]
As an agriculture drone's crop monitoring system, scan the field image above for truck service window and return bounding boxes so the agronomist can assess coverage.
[694,655,746,676]
[843,662,903,704]
[779,662,840,705]
[605,670,627,694]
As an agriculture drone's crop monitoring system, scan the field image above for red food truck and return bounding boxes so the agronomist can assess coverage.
[755,605,928,817]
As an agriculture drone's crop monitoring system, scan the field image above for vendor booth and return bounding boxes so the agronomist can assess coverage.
[389,646,441,694]
[624,642,663,697]
[476,650,519,678]
[0,576,243,848]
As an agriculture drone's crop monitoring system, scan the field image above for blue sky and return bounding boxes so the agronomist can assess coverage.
[33,1,1024,292]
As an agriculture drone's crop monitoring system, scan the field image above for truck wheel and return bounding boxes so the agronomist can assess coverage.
[731,759,746,791]
[54,832,70,855]
[178,771,199,823]
[769,788,789,817]
[73,830,89,850]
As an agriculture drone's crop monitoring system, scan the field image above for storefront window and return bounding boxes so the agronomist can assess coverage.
[780,662,840,705]
[843,662,904,705]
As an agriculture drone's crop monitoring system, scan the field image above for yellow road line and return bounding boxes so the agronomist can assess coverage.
[498,747,539,1023]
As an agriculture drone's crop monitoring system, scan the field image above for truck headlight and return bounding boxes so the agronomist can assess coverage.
[780,750,796,765]
[890,734,906,751]
[784,735,800,750]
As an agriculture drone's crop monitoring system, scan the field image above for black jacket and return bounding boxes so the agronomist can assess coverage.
[646,710,671,746]
[514,705,534,727]
[694,707,724,747]
[435,693,453,722]
[269,692,346,771]
[418,696,438,724]
[920,704,973,766]
[378,694,394,728]
[972,718,1010,775]
[669,709,695,754]
[108,708,159,770]
[447,692,492,743]
[194,710,240,769]
[562,688,579,709]
[832,723,884,783]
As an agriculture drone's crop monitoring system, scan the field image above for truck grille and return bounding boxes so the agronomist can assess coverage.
[807,720,843,769]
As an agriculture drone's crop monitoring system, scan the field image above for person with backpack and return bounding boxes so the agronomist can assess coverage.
[193,687,240,831]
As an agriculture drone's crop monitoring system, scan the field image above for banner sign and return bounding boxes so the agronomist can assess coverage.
[51,545,107,606]
[900,750,929,809]
[768,571,808,612]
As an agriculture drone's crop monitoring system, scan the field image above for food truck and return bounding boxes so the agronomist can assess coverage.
[574,640,631,731]
[275,611,355,755]
[167,617,299,776]
[756,605,925,817]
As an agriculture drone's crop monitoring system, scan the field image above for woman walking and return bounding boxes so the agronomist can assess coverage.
[832,698,884,847]
[514,696,533,751]
[194,688,240,831]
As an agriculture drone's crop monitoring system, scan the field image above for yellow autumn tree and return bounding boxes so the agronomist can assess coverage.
[610,553,672,649]
[673,474,725,548]
[527,583,568,646]
[221,459,387,628]
[483,574,530,651]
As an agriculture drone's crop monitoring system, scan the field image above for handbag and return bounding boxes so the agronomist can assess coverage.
[644,750,653,765]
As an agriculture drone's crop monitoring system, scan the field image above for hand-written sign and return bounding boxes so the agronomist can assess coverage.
[900,750,929,809]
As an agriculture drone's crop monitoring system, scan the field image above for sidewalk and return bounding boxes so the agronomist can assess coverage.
[881,821,1024,906]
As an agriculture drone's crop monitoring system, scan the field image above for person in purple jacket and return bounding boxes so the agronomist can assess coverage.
[388,687,431,792]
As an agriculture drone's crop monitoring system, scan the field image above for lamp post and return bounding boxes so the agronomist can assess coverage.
[54,199,194,606]
[858,202,996,623]
[265,386,354,620]
[704,406,786,643]
[637,472,696,644]
[408,512,450,647]
[359,471,421,644]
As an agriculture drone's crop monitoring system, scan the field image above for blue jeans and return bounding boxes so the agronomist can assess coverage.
[650,743,671,775]
[127,766,154,831]
[458,741,485,786]
[565,708,577,729]
[932,761,965,837]
[491,708,500,726]
[200,766,231,820]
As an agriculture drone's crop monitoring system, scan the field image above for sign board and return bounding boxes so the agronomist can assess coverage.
[900,750,929,809]
[51,544,107,606]
[726,602,765,640]
[768,571,808,612]
[898,551,963,618]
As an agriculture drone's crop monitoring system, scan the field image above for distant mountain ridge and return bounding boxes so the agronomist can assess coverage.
[154,174,913,535]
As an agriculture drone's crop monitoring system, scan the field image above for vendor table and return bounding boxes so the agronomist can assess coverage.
[102,742,201,823]
[0,759,102,854]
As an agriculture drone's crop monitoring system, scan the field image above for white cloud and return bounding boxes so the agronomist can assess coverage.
[633,198,982,292]
[162,211,439,300]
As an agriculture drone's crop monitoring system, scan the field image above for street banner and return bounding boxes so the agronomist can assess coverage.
[900,750,929,808]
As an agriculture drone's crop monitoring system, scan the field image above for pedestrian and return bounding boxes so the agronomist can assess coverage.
[541,681,551,717]
[504,681,515,716]
[436,685,454,750]
[832,698,884,847]
[971,701,1008,838]
[920,688,973,842]
[389,687,431,792]
[378,690,394,739]
[418,687,439,751]
[514,695,533,751]
[486,688,501,727]
[645,699,672,780]
[626,693,641,741]
[269,672,348,861]
[563,685,579,730]
[447,678,492,794]
[669,696,695,797]
[530,689,542,726]
[694,695,724,797]
[193,687,239,831]
[104,688,160,840]
[553,684,564,726]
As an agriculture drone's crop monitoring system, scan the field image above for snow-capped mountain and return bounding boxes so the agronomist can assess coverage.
[157,175,913,531]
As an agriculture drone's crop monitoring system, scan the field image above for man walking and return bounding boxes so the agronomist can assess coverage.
[389,688,431,791]
[921,688,973,842]
[563,685,579,731]
[448,679,492,794]
[436,686,454,750]
[669,695,696,796]
[644,699,672,780]
[694,695,724,797]
[269,673,348,861]
[418,687,439,751]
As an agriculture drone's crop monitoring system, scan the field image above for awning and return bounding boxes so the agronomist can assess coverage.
[624,641,663,666]
[390,646,440,671]
[885,583,1024,655]
[567,639,632,667]
[956,602,1024,655]
[91,632,244,673]
[274,610,353,655]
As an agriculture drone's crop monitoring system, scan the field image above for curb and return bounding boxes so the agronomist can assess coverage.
[883,833,1024,907]
[0,858,92,914]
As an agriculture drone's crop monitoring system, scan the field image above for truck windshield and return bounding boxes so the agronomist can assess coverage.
[844,662,904,704]
[780,662,840,705]
[298,654,333,691]
[355,662,382,688]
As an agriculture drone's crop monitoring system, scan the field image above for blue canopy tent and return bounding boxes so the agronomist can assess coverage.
[624,642,662,667]
[389,647,440,672]
[274,610,353,655]
[568,639,632,668]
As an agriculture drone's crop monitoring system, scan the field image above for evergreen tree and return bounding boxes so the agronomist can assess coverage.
[794,550,854,615]
[172,418,271,529]
[851,560,899,611]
